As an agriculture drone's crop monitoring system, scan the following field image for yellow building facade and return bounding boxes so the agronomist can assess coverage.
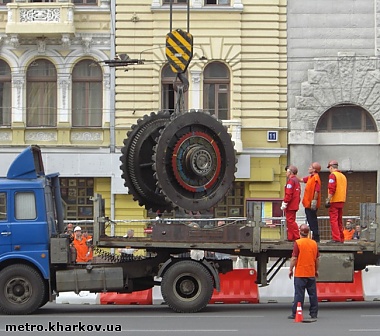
[114,0,288,221]
[0,0,288,233]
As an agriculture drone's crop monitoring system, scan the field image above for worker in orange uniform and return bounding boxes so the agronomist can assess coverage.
[82,230,93,260]
[281,165,301,241]
[72,226,92,262]
[299,162,322,242]
[325,160,347,243]
[288,224,319,320]
[343,219,355,241]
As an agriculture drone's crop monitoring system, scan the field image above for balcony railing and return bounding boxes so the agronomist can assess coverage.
[6,2,75,36]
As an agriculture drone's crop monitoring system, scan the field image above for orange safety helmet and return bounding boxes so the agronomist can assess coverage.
[312,162,321,172]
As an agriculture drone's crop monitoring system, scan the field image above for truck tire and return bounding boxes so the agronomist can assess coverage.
[0,264,46,315]
[161,260,214,313]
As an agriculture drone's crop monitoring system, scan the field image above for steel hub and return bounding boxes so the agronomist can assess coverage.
[6,278,30,304]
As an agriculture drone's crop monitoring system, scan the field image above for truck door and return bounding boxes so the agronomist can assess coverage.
[0,191,11,256]
[11,190,49,252]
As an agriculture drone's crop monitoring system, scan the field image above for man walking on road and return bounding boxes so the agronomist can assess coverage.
[299,162,322,242]
[325,160,347,243]
[288,224,319,320]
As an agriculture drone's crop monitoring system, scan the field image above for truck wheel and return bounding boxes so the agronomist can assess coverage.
[0,264,46,315]
[39,282,50,307]
[161,260,214,313]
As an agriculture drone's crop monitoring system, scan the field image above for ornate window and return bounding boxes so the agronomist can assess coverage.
[72,60,102,127]
[26,59,57,127]
[203,62,230,120]
[0,60,11,127]
[316,104,376,132]
[161,63,188,112]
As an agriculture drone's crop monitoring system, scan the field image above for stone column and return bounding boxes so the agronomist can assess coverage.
[190,70,201,110]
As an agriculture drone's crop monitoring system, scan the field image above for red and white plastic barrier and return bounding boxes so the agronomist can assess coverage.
[317,271,364,302]
[210,269,259,304]
[57,267,380,305]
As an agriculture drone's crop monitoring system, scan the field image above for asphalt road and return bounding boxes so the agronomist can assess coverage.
[1,301,380,336]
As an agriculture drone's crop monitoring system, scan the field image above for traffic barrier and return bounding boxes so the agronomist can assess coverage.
[359,266,380,301]
[258,267,294,303]
[99,289,153,305]
[56,291,100,305]
[152,277,165,305]
[209,269,259,304]
[317,271,364,302]
[96,267,371,306]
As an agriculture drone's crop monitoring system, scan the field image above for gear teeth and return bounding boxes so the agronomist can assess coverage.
[120,111,173,211]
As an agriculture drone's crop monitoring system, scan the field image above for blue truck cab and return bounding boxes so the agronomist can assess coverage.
[0,145,64,314]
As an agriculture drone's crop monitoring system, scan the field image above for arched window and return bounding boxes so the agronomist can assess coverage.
[161,64,188,112]
[316,104,376,132]
[26,59,57,127]
[203,62,230,120]
[0,60,11,126]
[72,60,102,127]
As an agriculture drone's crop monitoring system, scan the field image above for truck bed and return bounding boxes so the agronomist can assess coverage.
[96,221,378,255]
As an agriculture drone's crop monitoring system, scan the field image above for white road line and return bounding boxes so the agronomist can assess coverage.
[349,329,380,332]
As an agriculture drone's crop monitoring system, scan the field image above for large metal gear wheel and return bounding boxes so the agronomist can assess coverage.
[120,111,173,212]
[153,110,236,212]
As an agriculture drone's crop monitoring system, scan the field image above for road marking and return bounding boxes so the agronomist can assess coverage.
[349,329,380,332]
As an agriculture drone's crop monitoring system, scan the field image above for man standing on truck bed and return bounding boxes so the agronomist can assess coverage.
[288,224,319,320]
[299,162,322,242]
[325,160,347,243]
[281,165,301,241]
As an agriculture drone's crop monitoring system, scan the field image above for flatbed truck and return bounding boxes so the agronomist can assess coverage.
[0,146,379,315]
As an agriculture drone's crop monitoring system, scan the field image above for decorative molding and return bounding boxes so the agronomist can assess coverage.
[20,8,60,22]
[12,77,24,109]
[71,132,102,141]
[61,34,71,48]
[25,131,57,141]
[191,70,201,84]
[9,34,19,48]
[104,73,110,90]
[0,131,12,141]
[290,53,380,136]
[81,35,92,54]
[67,7,73,23]
[58,77,70,110]
[36,37,46,54]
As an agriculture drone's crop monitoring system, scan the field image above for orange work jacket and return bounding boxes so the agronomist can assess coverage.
[330,171,347,203]
[294,238,319,278]
[302,173,321,209]
[72,237,90,262]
